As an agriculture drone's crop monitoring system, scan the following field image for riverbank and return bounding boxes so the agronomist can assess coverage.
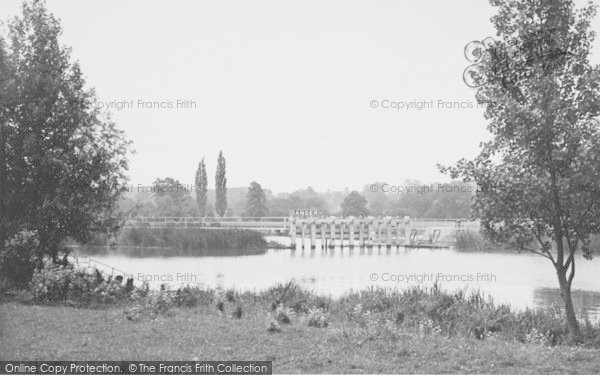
[1,300,599,373]
[3,278,600,373]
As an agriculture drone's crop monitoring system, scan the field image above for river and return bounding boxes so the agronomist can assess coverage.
[74,241,600,322]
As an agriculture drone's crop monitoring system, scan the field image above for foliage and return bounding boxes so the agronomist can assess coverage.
[0,230,41,287]
[340,191,370,217]
[195,158,208,217]
[244,181,268,217]
[151,177,196,217]
[306,307,329,328]
[215,151,227,217]
[115,227,266,252]
[0,1,130,260]
[441,0,600,340]
[274,305,295,324]
[30,264,132,306]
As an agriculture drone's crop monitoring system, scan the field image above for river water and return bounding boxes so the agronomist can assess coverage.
[75,242,600,321]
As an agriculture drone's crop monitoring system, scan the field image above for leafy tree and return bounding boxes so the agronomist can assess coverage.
[340,191,370,217]
[0,1,130,262]
[195,158,208,216]
[152,177,195,217]
[215,150,227,217]
[443,0,600,341]
[363,182,391,216]
[244,181,268,217]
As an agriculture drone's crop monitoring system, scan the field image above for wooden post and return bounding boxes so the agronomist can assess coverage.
[320,221,326,249]
[404,217,411,246]
[301,222,306,249]
[349,218,355,248]
[377,220,383,246]
[310,219,317,249]
[290,219,296,248]
[330,219,336,248]
[367,218,373,247]
[340,221,344,247]
[358,221,364,247]
[386,218,391,246]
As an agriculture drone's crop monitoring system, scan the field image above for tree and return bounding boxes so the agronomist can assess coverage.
[0,1,130,261]
[340,191,370,217]
[244,182,268,217]
[195,158,208,216]
[152,177,195,217]
[443,0,600,341]
[215,150,227,217]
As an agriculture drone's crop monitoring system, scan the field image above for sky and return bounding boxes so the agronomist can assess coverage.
[1,0,599,194]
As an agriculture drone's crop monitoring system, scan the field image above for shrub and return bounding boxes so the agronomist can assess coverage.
[175,286,199,307]
[453,230,487,251]
[274,305,295,324]
[267,319,282,333]
[30,263,131,306]
[0,230,40,287]
[261,281,315,313]
[307,307,329,328]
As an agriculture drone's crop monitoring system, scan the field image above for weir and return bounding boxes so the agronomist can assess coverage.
[289,217,480,248]
[123,216,480,248]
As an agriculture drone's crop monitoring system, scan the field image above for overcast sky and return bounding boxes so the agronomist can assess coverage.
[1,0,599,194]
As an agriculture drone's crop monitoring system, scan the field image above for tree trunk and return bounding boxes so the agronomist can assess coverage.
[556,266,582,342]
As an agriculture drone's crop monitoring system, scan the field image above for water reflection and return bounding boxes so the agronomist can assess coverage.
[74,246,267,257]
[533,287,600,322]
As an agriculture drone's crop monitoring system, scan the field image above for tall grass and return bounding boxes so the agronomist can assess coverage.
[258,281,600,347]
[87,227,267,255]
[453,229,499,251]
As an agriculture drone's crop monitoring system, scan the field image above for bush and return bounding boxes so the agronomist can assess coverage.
[30,263,131,306]
[0,230,40,287]
[274,305,295,324]
[307,307,329,328]
[176,286,214,308]
[261,281,316,313]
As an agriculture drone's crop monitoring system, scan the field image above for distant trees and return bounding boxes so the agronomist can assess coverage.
[0,1,130,263]
[361,181,473,218]
[443,0,600,341]
[244,182,268,217]
[215,151,227,217]
[152,178,195,217]
[340,191,370,217]
[267,195,304,216]
[195,158,208,216]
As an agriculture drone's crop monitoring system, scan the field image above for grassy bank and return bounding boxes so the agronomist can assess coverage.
[2,280,600,373]
[1,301,600,373]
[83,227,267,254]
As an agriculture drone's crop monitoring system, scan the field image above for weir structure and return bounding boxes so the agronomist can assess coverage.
[289,217,479,249]
[123,216,480,248]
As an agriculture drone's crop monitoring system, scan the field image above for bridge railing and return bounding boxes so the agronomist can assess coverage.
[123,216,290,228]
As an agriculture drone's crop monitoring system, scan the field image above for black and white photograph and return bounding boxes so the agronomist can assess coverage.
[1,0,600,373]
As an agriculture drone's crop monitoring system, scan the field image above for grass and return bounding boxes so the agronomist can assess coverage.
[2,280,600,373]
[81,227,267,254]
[1,300,600,373]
